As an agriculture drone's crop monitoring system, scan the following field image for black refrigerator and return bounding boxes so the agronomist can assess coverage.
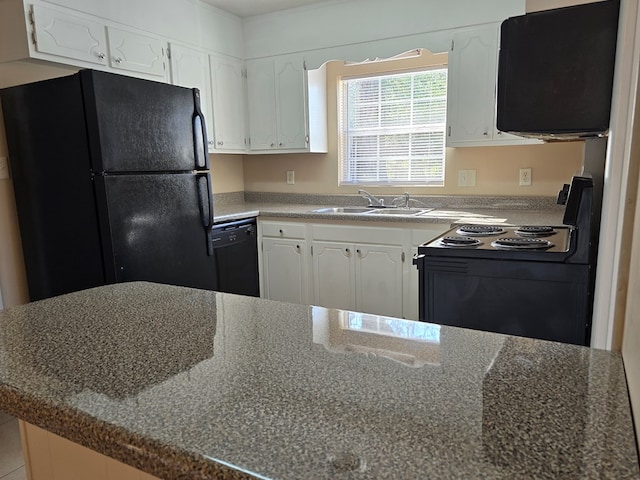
[0,69,218,301]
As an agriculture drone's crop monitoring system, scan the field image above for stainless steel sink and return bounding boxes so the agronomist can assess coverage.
[368,208,433,215]
[309,207,374,214]
[308,206,433,216]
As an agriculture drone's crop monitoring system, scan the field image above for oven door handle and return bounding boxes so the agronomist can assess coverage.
[413,253,425,269]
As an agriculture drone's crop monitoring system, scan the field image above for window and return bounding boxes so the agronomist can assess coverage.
[339,68,447,186]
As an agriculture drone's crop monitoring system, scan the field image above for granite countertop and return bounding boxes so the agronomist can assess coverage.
[0,282,637,479]
[212,192,566,227]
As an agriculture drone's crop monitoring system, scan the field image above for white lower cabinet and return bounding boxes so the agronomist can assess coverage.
[311,241,355,311]
[262,237,308,304]
[259,221,309,304]
[259,219,449,319]
[312,241,403,317]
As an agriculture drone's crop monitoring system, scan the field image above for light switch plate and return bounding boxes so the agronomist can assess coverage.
[0,157,10,180]
[286,170,295,184]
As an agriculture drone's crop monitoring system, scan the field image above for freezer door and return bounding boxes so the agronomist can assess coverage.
[81,69,208,173]
[97,172,217,290]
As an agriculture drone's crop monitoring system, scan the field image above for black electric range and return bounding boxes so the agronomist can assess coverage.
[414,176,596,346]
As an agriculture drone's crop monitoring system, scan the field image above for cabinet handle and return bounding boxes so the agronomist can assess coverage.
[208,140,214,145]
[296,244,300,250]
[279,229,284,235]
[270,143,275,147]
[279,142,283,147]
[356,249,361,254]
[217,141,224,146]
[483,131,488,136]
[114,57,123,64]
[97,52,106,60]
[345,248,350,254]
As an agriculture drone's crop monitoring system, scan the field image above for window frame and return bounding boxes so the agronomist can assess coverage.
[338,65,447,187]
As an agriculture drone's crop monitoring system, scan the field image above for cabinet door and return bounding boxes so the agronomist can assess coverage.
[262,238,307,304]
[31,4,108,66]
[356,244,403,317]
[274,56,308,149]
[169,44,214,151]
[247,58,277,150]
[312,241,356,311]
[106,26,166,78]
[446,25,497,145]
[210,54,248,152]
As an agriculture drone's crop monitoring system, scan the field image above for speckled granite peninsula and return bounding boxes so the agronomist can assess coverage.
[0,282,637,479]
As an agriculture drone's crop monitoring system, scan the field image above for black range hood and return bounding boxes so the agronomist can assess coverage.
[496,0,620,141]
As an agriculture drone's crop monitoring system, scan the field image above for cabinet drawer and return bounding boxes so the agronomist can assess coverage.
[312,224,403,245]
[260,221,305,239]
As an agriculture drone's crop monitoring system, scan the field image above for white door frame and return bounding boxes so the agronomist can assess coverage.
[591,0,640,349]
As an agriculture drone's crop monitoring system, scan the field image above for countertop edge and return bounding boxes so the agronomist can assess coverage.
[0,387,255,480]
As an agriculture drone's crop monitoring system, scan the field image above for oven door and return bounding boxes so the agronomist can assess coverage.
[420,256,591,345]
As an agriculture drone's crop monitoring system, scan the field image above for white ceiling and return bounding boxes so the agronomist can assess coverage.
[200,0,328,17]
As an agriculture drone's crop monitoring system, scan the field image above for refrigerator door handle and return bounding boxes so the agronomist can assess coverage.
[197,174,214,228]
[197,173,215,256]
[192,88,209,171]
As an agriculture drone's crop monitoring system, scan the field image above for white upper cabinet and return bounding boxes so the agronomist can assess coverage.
[0,2,169,81]
[209,53,248,153]
[168,43,214,150]
[246,56,286,151]
[106,26,167,79]
[446,22,540,147]
[246,54,327,154]
[30,4,108,66]
[274,56,307,149]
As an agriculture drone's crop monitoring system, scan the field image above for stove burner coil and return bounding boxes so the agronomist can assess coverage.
[455,225,506,236]
[515,226,556,237]
[490,237,554,250]
[439,236,482,247]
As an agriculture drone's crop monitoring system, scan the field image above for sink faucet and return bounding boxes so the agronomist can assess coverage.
[358,189,385,207]
[393,192,411,208]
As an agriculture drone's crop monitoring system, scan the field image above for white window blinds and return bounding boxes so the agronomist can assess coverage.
[339,68,447,186]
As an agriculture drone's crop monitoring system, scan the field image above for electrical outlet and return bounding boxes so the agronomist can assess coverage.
[467,169,476,187]
[286,170,295,185]
[519,168,532,186]
[458,169,476,187]
[0,157,9,180]
[458,170,467,187]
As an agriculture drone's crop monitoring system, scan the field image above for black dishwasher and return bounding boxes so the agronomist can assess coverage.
[211,218,260,297]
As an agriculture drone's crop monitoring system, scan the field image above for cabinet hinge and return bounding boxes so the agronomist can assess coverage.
[311,245,313,255]
[303,60,307,71]
[402,252,405,262]
[166,47,171,60]
[28,7,37,46]
[451,39,455,52]
[448,125,451,137]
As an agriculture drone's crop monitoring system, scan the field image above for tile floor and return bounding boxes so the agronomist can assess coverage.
[0,412,26,480]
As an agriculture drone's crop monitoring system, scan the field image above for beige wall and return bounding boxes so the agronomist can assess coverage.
[243,51,584,196]
[210,154,244,193]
